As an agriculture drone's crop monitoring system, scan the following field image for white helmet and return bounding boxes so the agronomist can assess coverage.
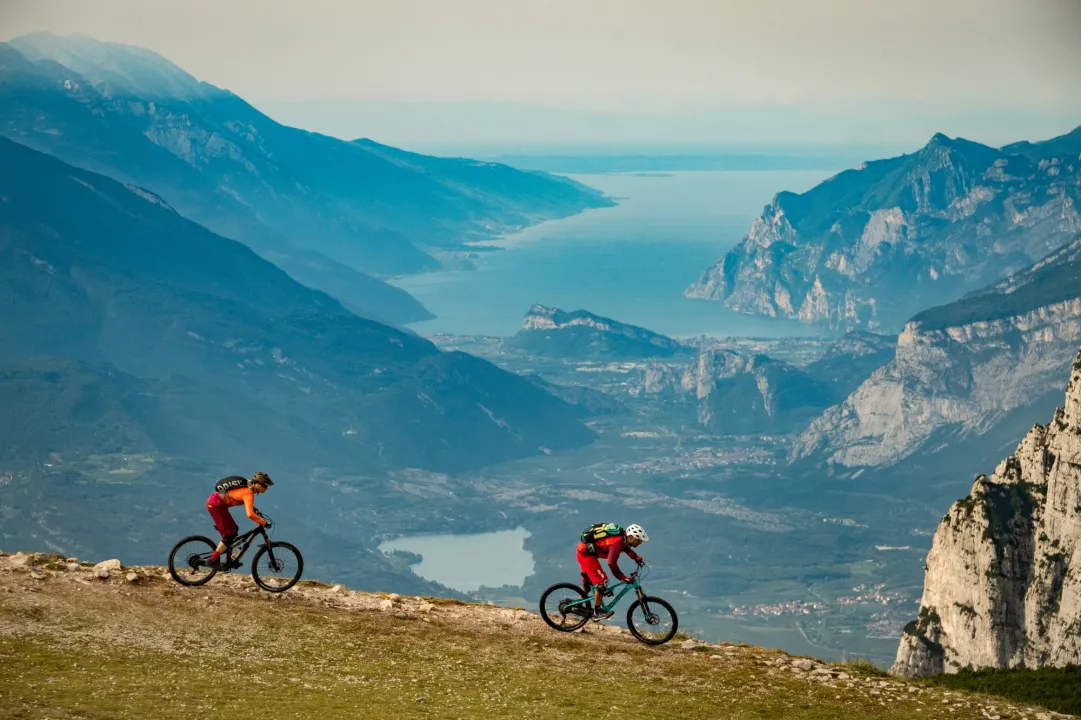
[625,524,648,543]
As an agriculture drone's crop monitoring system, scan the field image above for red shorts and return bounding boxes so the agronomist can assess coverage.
[206,493,238,540]
[576,543,607,585]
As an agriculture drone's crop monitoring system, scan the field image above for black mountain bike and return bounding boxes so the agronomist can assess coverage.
[539,565,678,645]
[167,510,303,592]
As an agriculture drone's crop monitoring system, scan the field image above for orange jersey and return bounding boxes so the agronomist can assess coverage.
[222,487,266,526]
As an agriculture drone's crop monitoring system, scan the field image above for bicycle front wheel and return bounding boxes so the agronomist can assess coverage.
[539,583,591,632]
[168,535,218,587]
[627,595,678,645]
[251,541,303,592]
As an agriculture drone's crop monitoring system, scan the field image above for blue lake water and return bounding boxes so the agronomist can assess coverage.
[378,527,534,592]
[392,170,841,338]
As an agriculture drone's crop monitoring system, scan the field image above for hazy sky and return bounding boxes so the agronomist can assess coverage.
[4,0,1081,149]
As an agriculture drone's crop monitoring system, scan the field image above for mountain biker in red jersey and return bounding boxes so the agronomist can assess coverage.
[205,472,273,570]
[577,523,648,620]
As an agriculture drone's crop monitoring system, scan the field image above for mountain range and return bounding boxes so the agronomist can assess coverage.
[687,128,1081,332]
[0,137,594,477]
[792,233,1081,474]
[0,33,611,325]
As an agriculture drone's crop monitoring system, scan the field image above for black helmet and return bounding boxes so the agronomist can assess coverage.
[250,472,274,488]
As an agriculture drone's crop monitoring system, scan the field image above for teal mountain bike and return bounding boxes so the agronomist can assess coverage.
[539,565,678,645]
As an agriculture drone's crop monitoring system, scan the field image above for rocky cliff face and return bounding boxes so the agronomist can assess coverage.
[638,348,834,434]
[891,347,1081,677]
[687,130,1081,331]
[792,238,1081,469]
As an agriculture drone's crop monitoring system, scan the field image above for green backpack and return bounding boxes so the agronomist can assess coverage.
[581,522,623,547]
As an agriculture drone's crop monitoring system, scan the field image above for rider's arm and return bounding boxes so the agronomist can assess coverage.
[605,537,632,583]
[239,489,267,526]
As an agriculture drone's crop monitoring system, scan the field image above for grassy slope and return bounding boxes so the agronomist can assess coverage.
[0,552,1064,720]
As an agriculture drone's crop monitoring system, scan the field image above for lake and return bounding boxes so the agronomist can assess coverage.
[392,169,841,338]
[378,527,535,592]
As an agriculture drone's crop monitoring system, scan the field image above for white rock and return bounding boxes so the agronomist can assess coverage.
[125,572,139,583]
[792,659,815,671]
[65,563,80,572]
[8,552,30,568]
[387,593,400,602]
[680,639,702,651]
[893,350,1081,677]
[91,559,121,576]
[417,603,435,614]
[379,599,395,612]
[29,571,45,580]
[328,585,343,594]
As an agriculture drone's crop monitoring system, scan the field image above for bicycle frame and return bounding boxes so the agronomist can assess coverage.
[189,524,269,568]
[566,573,645,613]
[222,525,269,564]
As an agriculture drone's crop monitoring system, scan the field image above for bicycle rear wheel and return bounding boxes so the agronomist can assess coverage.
[251,541,303,592]
[539,583,591,632]
[627,595,678,645]
[168,535,218,587]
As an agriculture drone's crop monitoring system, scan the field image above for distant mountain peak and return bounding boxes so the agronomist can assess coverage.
[9,32,212,100]
[511,305,689,359]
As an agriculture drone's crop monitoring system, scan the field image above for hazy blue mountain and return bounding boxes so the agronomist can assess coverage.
[507,304,692,359]
[1001,124,1081,162]
[0,34,610,320]
[524,374,627,417]
[688,129,1081,331]
[0,137,595,474]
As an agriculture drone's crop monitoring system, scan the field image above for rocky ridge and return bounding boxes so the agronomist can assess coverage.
[643,333,892,435]
[687,129,1081,331]
[508,305,690,358]
[792,240,1081,470]
[891,347,1081,678]
[0,550,1069,719]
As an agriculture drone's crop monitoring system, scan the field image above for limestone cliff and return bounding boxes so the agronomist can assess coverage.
[687,129,1081,331]
[892,347,1081,676]
[792,237,1081,469]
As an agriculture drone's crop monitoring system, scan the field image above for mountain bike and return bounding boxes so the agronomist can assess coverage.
[539,565,678,645]
[167,510,303,592]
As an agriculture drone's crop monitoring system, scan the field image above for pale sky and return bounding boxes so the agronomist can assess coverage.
[4,0,1080,148]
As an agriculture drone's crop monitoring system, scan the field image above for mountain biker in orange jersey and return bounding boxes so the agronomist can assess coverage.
[577,523,647,620]
[205,472,273,570]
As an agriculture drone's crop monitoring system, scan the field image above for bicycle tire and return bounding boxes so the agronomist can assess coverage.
[626,595,679,645]
[251,541,303,593]
[539,582,591,632]
[168,535,218,587]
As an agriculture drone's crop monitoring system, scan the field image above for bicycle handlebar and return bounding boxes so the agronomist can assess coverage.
[253,508,274,529]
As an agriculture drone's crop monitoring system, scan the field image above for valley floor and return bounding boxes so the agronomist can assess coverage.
[0,551,1068,720]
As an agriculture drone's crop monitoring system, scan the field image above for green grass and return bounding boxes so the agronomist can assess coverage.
[0,568,1058,720]
[925,665,1081,716]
